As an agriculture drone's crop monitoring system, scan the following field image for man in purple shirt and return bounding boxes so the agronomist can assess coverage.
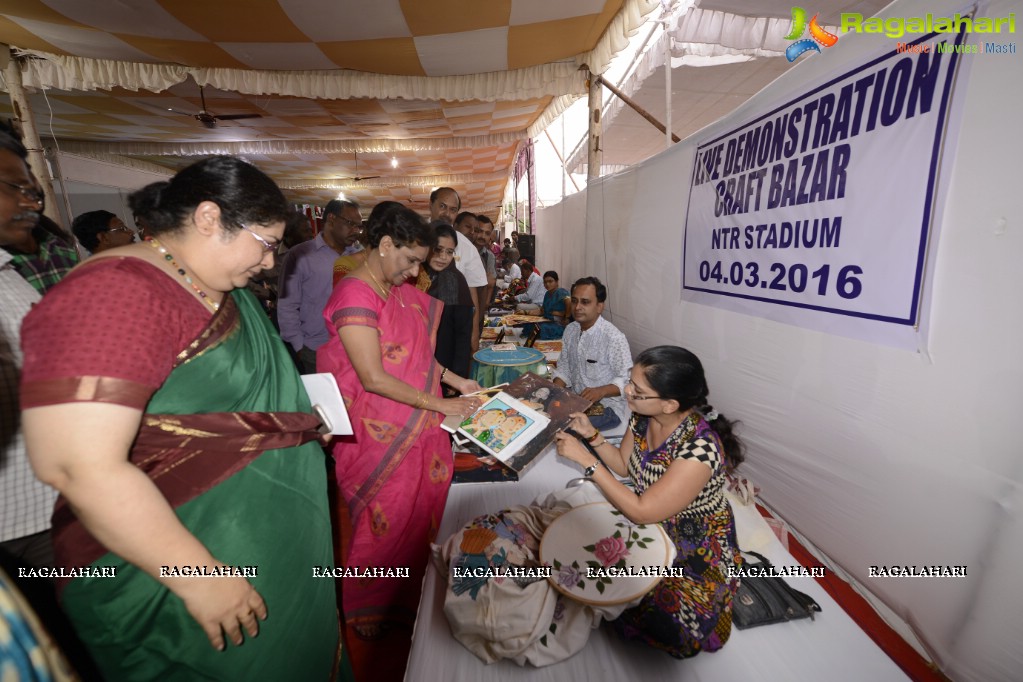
[277,199,362,373]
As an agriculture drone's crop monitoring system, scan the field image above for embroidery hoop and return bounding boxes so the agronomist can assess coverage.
[540,501,674,606]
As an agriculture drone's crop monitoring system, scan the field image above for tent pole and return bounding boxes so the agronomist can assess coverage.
[596,75,680,144]
[664,26,672,150]
[560,115,566,200]
[2,48,59,221]
[586,68,602,181]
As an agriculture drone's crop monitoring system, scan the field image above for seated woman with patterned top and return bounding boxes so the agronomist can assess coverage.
[554,345,746,658]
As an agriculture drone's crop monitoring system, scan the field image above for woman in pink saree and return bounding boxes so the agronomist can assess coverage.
[318,204,482,639]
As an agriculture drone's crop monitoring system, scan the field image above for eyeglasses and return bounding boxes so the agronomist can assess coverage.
[625,379,662,401]
[433,246,456,256]
[239,224,279,253]
[108,225,134,234]
[0,179,44,204]
[336,215,361,230]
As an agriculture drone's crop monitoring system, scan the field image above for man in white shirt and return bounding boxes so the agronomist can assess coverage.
[430,188,487,350]
[515,259,545,309]
[501,251,522,287]
[552,277,632,431]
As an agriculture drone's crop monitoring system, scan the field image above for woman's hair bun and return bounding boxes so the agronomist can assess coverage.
[128,181,169,220]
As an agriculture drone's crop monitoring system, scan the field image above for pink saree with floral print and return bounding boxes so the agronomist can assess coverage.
[319,277,453,628]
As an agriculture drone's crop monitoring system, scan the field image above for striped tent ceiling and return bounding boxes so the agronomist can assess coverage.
[0,0,653,213]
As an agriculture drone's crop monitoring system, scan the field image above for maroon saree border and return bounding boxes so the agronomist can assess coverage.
[21,375,154,410]
[174,293,239,366]
[21,288,241,410]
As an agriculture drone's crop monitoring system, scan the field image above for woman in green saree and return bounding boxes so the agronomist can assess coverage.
[20,157,342,680]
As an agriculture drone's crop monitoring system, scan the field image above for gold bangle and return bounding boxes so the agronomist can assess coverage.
[440,367,448,382]
[415,391,429,409]
[585,430,600,443]
[593,437,606,447]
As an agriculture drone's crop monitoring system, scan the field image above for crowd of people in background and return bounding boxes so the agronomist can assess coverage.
[0,130,575,676]
[1,122,745,679]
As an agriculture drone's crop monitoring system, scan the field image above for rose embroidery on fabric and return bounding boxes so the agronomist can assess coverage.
[556,563,583,589]
[592,535,630,567]
[576,512,658,594]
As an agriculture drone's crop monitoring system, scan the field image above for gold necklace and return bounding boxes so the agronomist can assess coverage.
[366,257,405,307]
[365,260,390,299]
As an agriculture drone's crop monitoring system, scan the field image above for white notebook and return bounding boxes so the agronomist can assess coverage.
[300,373,353,436]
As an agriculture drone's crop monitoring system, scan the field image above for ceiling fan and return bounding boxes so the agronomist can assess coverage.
[342,153,381,182]
[145,85,263,129]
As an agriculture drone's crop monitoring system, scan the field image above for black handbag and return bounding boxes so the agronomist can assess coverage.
[732,550,823,629]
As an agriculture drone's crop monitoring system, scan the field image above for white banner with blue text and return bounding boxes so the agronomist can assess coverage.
[681,28,970,350]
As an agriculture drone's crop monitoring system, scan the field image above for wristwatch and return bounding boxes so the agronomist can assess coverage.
[583,462,599,478]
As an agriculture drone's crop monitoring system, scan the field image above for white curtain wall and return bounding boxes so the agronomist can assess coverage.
[533,1,1022,680]
[533,189,588,293]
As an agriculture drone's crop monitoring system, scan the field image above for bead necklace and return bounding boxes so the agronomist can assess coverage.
[366,258,405,307]
[148,238,220,311]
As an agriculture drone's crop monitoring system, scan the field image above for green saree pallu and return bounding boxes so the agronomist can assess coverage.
[50,291,340,681]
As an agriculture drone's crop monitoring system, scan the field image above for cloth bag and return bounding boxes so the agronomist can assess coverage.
[432,485,638,666]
